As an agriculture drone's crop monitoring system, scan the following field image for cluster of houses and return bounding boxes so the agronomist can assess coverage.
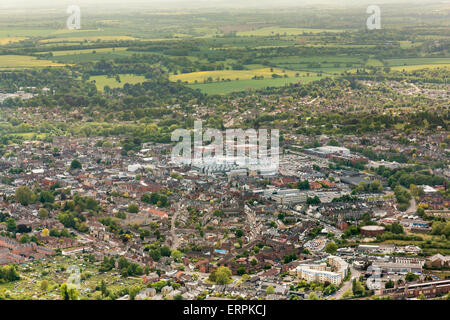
[0,135,448,300]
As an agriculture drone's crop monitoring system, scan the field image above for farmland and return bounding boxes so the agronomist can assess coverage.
[236,27,347,37]
[170,68,300,84]
[0,55,66,69]
[89,74,148,91]
[188,74,324,95]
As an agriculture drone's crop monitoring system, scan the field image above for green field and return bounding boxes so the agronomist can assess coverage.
[236,27,346,37]
[44,47,129,56]
[89,74,148,91]
[48,50,136,64]
[385,57,450,66]
[170,67,299,84]
[268,55,365,74]
[188,74,324,95]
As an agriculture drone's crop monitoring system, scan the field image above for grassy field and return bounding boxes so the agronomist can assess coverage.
[170,68,299,84]
[0,55,66,69]
[43,47,129,56]
[39,36,138,43]
[90,74,148,91]
[269,55,365,74]
[0,28,56,38]
[188,73,324,95]
[236,27,345,36]
[385,57,450,66]
[46,49,136,64]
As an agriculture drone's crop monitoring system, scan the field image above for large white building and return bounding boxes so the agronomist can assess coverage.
[295,256,349,285]
[271,189,307,205]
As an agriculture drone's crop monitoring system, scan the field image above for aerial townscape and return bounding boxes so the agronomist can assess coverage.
[0,0,449,303]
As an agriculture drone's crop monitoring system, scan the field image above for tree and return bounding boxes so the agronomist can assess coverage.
[128,286,140,300]
[385,279,394,289]
[149,249,161,262]
[127,203,139,213]
[417,293,426,300]
[171,249,182,261]
[19,234,30,243]
[237,266,246,276]
[159,246,171,257]
[307,292,319,300]
[70,159,82,170]
[39,190,55,203]
[38,208,49,219]
[369,180,383,193]
[307,196,321,205]
[325,241,338,255]
[390,222,404,234]
[352,279,365,296]
[342,289,353,299]
[235,229,244,238]
[297,180,310,190]
[323,284,337,295]
[15,186,35,206]
[209,266,232,285]
[405,272,419,282]
[6,218,16,233]
[60,283,79,300]
[394,185,412,205]
[40,280,49,291]
[0,265,20,282]
[266,285,275,295]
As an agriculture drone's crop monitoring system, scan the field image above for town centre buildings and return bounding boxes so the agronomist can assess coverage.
[294,256,349,285]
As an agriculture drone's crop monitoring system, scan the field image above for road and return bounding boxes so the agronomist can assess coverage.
[330,266,361,300]
[245,205,261,242]
[406,197,417,214]
[170,204,183,250]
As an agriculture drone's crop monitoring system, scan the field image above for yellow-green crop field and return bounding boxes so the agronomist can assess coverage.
[0,37,28,45]
[0,55,66,69]
[170,68,300,84]
[390,64,450,72]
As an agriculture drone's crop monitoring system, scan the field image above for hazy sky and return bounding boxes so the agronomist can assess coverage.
[1,0,445,10]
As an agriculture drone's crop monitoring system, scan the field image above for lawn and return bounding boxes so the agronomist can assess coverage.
[0,55,66,69]
[89,74,148,91]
